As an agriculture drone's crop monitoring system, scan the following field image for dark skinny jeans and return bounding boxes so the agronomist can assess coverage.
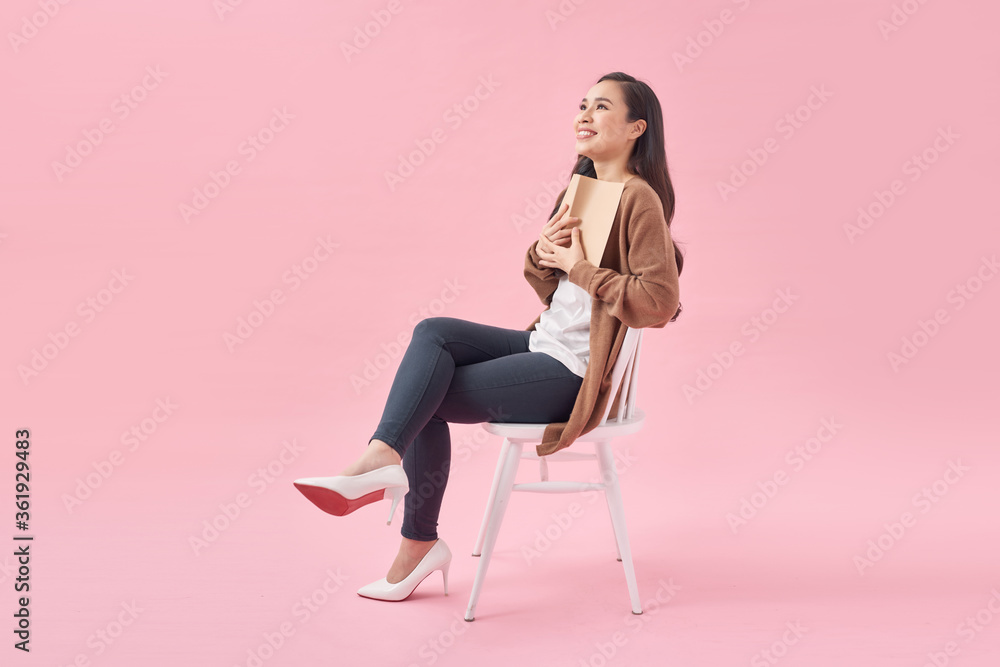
[370,316,584,541]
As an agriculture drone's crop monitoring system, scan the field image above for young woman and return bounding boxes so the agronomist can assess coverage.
[294,71,684,602]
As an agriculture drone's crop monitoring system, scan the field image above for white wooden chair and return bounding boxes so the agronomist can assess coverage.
[465,326,647,621]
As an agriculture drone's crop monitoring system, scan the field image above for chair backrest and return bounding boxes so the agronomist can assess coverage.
[597,326,643,425]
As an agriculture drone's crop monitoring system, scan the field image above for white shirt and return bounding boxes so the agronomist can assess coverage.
[528,273,591,378]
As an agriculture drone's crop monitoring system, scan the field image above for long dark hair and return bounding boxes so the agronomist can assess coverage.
[551,71,685,322]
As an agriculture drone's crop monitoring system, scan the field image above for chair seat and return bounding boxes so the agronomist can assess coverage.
[482,406,646,440]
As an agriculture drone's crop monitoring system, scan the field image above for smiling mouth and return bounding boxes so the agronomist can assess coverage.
[577,130,597,140]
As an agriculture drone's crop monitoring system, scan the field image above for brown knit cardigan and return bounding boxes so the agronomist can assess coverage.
[523,176,681,456]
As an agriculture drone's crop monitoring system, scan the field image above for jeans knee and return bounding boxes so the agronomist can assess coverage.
[413,316,452,339]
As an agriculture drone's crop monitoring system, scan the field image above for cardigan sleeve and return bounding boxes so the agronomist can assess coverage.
[523,188,569,306]
[566,190,680,329]
[524,239,560,305]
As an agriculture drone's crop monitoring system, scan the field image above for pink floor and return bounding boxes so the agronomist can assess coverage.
[15,406,1000,666]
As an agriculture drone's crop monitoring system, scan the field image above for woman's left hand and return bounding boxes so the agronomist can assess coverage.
[537,227,586,274]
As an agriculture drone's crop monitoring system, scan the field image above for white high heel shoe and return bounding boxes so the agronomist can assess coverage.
[293,465,408,525]
[357,539,452,601]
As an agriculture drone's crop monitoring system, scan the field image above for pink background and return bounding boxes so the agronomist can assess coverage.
[2,0,999,664]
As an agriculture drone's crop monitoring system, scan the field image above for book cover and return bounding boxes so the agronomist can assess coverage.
[560,174,625,268]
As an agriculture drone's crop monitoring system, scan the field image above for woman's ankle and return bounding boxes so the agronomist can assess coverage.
[384,538,437,583]
[339,439,401,476]
[368,439,402,467]
[400,536,436,555]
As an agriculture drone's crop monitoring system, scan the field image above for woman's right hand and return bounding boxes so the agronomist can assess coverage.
[539,202,579,250]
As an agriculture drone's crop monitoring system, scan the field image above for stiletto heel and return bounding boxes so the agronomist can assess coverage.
[357,539,453,602]
[385,485,406,526]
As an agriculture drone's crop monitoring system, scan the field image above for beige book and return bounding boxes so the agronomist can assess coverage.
[560,174,625,268]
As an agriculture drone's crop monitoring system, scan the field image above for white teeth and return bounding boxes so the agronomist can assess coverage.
[577,131,596,137]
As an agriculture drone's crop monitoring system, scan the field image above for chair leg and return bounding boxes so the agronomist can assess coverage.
[465,440,522,622]
[595,442,624,562]
[603,486,624,562]
[595,442,643,615]
[473,437,510,556]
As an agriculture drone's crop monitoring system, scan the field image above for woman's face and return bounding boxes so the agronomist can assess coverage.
[574,80,642,162]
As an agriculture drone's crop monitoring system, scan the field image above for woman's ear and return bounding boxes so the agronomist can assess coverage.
[631,119,646,139]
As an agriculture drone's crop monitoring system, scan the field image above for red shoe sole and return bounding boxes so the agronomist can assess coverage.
[293,483,387,516]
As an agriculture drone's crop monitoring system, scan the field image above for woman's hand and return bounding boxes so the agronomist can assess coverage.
[537,202,587,274]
